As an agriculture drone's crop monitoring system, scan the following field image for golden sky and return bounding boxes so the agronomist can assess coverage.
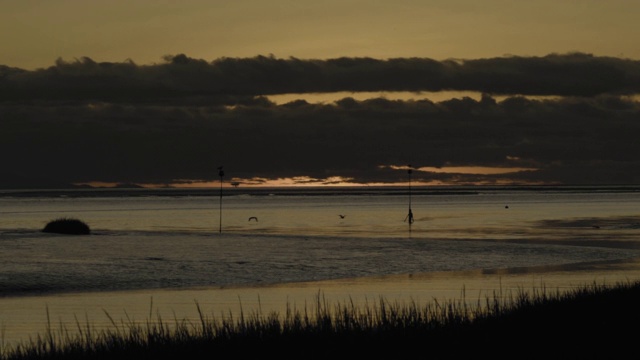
[2,0,639,70]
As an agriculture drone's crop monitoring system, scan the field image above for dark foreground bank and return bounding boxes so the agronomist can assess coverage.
[2,281,639,360]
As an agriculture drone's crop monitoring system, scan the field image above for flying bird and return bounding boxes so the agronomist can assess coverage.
[248,217,258,222]
[339,214,346,219]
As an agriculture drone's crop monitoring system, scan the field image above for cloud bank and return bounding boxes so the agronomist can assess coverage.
[1,53,639,188]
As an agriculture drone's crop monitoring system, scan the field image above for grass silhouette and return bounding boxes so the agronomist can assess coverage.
[2,280,639,359]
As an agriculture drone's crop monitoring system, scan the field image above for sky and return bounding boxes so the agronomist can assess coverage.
[3,0,640,70]
[1,1,640,188]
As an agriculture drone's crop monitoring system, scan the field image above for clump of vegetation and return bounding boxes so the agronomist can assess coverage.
[42,218,90,235]
[2,280,640,359]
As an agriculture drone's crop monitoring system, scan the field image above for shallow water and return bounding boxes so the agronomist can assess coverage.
[3,186,640,239]
[2,233,636,297]
[2,186,640,296]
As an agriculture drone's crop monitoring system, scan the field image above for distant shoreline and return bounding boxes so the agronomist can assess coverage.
[2,184,640,198]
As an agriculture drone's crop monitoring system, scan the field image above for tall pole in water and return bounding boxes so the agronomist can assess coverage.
[218,166,224,233]
[405,164,414,228]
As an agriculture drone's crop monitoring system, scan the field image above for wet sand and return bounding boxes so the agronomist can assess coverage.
[3,256,640,348]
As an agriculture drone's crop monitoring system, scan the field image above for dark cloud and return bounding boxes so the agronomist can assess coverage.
[1,53,639,104]
[1,53,639,188]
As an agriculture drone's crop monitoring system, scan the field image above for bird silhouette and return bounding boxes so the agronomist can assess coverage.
[339,214,346,219]
[248,217,258,222]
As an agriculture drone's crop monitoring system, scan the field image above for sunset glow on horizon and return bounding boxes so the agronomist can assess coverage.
[74,163,543,189]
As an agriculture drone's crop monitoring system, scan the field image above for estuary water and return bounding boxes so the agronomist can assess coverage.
[1,185,640,297]
[2,185,640,347]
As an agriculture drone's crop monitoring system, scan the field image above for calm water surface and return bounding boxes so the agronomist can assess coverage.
[1,186,639,295]
[3,186,640,239]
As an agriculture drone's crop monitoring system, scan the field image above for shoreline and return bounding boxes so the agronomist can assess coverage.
[3,256,640,347]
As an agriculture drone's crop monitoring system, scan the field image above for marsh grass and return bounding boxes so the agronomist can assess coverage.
[42,218,90,235]
[2,281,640,359]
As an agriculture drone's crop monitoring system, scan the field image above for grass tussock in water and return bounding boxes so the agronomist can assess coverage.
[2,281,640,359]
[42,218,90,235]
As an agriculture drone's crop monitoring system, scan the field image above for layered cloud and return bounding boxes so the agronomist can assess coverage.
[1,53,639,188]
[2,53,640,101]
